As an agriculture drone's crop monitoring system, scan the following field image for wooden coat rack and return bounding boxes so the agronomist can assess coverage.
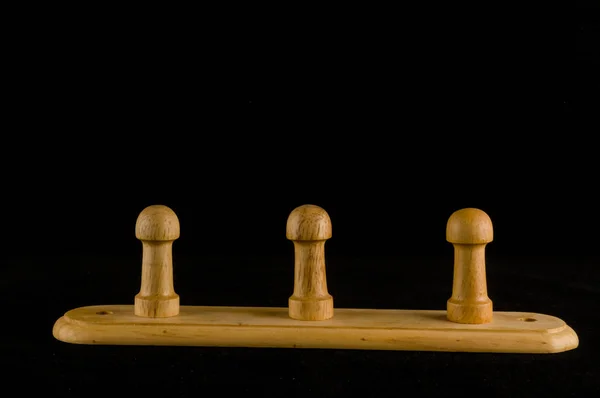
[53,204,578,354]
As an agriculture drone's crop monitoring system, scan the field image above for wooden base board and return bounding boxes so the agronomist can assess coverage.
[53,305,579,354]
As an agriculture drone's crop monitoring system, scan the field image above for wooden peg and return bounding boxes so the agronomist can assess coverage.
[286,204,334,321]
[446,207,493,324]
[134,205,180,318]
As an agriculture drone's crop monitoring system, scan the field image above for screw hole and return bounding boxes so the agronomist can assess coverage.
[519,317,537,322]
[96,310,113,315]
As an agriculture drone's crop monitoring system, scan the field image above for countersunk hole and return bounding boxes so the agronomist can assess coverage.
[96,310,113,315]
[519,317,537,322]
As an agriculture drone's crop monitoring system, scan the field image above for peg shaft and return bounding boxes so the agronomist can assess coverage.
[286,204,334,321]
[446,208,493,324]
[134,205,180,318]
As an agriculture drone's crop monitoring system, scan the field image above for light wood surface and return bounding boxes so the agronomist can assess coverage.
[53,305,579,353]
[447,208,493,324]
[286,205,334,321]
[134,205,180,318]
[51,204,580,354]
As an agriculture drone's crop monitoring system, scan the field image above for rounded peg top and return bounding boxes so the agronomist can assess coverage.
[446,208,493,244]
[135,205,180,241]
[286,204,332,241]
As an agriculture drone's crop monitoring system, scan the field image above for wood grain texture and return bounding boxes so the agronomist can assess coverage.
[51,204,580,354]
[447,208,493,324]
[53,305,579,353]
[286,205,333,321]
[134,205,180,318]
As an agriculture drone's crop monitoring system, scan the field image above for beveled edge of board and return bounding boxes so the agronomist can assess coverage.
[53,305,579,354]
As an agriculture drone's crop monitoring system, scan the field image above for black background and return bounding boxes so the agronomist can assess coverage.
[3,2,599,397]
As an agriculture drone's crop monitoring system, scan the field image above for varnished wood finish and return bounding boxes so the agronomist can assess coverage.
[51,204,580,354]
[134,205,180,318]
[286,205,334,321]
[447,208,494,324]
[53,305,579,353]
